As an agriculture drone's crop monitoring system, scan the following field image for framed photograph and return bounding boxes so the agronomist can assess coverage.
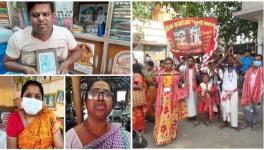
[56,90,64,103]
[174,26,202,48]
[44,93,56,110]
[36,49,59,75]
[164,18,217,56]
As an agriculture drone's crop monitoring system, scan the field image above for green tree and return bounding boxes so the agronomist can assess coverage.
[199,2,258,49]
[132,1,154,21]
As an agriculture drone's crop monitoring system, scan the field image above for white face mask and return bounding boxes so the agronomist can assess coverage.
[21,97,43,115]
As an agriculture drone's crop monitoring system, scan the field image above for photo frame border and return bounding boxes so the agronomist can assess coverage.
[36,49,59,74]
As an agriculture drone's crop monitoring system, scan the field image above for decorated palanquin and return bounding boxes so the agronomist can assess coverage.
[164,18,218,58]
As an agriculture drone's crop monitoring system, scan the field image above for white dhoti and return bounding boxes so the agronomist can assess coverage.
[186,69,197,117]
[221,69,238,127]
[221,91,238,127]
[187,90,198,117]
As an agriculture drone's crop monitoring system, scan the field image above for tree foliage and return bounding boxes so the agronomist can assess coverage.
[132,1,154,21]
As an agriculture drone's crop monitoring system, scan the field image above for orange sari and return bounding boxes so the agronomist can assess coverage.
[154,71,187,145]
[18,107,62,149]
[133,73,150,132]
[144,70,157,120]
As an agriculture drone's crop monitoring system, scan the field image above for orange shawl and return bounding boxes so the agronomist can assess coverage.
[18,107,62,149]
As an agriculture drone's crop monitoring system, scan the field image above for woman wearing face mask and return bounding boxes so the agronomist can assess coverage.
[6,80,64,148]
[66,80,130,149]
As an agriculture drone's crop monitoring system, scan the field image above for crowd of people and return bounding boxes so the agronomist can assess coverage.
[132,49,263,146]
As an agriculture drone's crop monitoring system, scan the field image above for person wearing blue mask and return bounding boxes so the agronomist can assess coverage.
[240,54,263,131]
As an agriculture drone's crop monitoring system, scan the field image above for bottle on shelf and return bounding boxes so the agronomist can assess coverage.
[58,11,63,27]
[97,11,106,37]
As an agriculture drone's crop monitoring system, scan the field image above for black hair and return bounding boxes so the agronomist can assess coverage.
[146,60,154,67]
[164,57,173,63]
[160,59,164,65]
[254,54,263,60]
[244,49,250,54]
[196,57,201,64]
[208,62,213,66]
[187,55,195,61]
[21,80,44,100]
[218,54,223,58]
[27,2,55,15]
[133,63,143,76]
[202,72,209,78]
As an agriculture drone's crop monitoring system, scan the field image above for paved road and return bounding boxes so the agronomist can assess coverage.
[140,111,263,148]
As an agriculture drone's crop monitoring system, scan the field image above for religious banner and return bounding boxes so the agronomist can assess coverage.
[164,17,218,68]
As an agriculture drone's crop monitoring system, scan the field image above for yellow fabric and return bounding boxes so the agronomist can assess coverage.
[154,90,177,145]
[163,72,173,87]
[154,72,187,145]
[18,107,60,149]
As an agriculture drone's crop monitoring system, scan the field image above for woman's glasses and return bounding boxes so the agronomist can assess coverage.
[87,90,113,100]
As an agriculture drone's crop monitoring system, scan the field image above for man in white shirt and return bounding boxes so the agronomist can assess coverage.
[3,2,81,74]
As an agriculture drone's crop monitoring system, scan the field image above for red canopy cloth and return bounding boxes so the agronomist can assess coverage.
[164,18,218,69]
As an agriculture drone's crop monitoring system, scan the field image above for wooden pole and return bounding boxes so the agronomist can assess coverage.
[71,76,83,125]
[100,2,113,73]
